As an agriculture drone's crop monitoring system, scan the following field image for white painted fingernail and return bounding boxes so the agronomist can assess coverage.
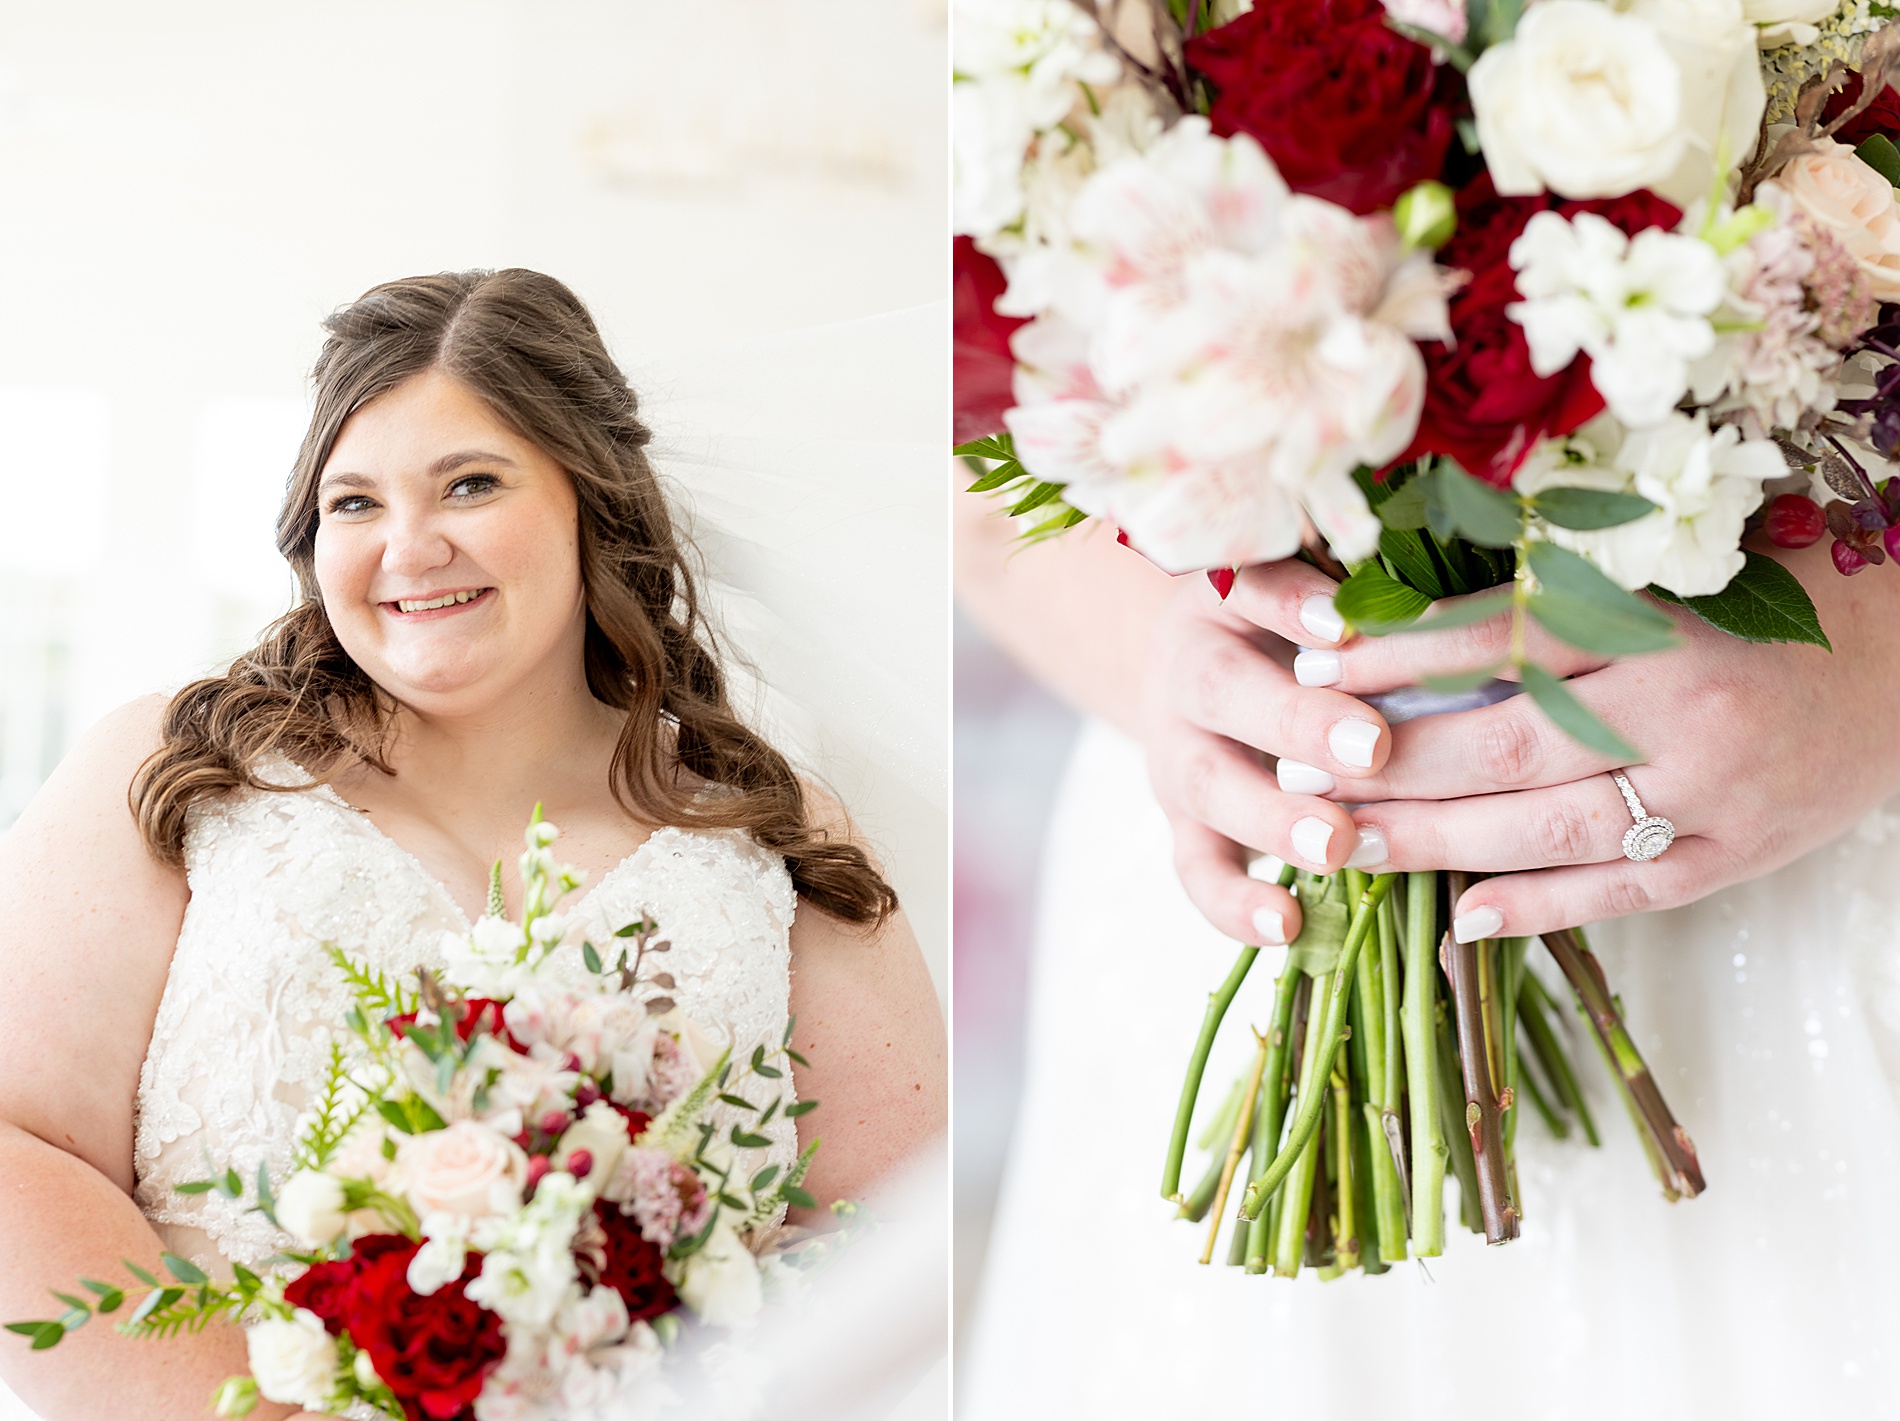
[1329,718,1381,769]
[1276,759,1336,795]
[1290,816,1334,869]
[1252,907,1286,945]
[1299,595,1346,645]
[1345,826,1388,870]
[1294,650,1342,687]
[1453,906,1504,943]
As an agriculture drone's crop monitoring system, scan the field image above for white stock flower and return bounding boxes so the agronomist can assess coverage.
[1515,411,1783,594]
[1469,0,1762,207]
[1508,210,1724,428]
[246,1309,339,1409]
[466,1172,589,1331]
[393,1120,529,1227]
[1004,119,1451,572]
[443,917,533,996]
[275,1170,349,1248]
[549,1290,666,1414]
[952,0,1121,238]
[672,1219,764,1329]
[407,1225,470,1296]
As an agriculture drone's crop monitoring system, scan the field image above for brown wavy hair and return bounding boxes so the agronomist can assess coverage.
[133,268,897,926]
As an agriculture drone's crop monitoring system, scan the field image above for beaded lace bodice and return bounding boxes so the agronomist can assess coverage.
[131,770,800,1273]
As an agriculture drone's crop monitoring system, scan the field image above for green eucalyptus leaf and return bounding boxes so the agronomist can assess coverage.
[1333,562,1431,635]
[1390,588,1513,635]
[1526,543,1677,648]
[1434,462,1523,547]
[27,1321,64,1350]
[1376,478,1430,531]
[1518,662,1639,761]
[376,1100,415,1135]
[122,1261,160,1287]
[1531,486,1658,530]
[582,941,602,974]
[1527,589,1678,655]
[781,1185,818,1209]
[1664,550,1831,648]
[172,1180,218,1195]
[160,1254,207,1286]
[54,1307,88,1333]
[1858,133,1900,187]
[785,1100,819,1117]
[1420,663,1509,694]
[750,1165,781,1191]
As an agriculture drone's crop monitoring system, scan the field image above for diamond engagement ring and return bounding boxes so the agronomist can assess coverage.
[1612,772,1675,862]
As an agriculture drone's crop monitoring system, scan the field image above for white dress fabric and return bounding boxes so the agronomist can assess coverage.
[0,768,799,1421]
[962,721,1900,1419]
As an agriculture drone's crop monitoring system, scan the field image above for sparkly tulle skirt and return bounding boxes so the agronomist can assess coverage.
[962,722,1900,1419]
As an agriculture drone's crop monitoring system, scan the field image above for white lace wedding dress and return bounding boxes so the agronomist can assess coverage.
[962,722,1900,1419]
[0,765,800,1421]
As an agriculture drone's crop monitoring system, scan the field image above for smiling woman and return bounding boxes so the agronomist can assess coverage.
[0,270,946,1421]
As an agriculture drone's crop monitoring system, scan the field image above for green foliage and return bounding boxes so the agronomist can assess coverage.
[326,945,417,1026]
[1858,133,1900,186]
[1391,589,1512,636]
[1333,562,1431,634]
[1650,551,1830,649]
[1426,460,1522,548]
[296,1040,369,1173]
[1525,542,1677,656]
[1529,486,1657,530]
[958,431,1089,546]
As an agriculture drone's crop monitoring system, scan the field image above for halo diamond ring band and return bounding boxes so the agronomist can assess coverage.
[1612,772,1676,862]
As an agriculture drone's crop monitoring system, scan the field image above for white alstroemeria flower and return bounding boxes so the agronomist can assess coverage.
[1508,210,1725,429]
[1003,119,1453,572]
[275,1170,349,1248]
[1515,412,1783,594]
[407,1223,471,1297]
[1470,0,1762,206]
[246,1309,340,1409]
[952,0,1121,239]
[672,1220,764,1329]
[1742,0,1835,45]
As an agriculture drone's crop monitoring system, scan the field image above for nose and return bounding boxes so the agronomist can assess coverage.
[381,504,455,582]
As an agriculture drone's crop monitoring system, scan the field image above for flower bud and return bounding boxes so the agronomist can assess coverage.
[353,1348,381,1389]
[1393,180,1456,251]
[568,1148,594,1179]
[212,1376,259,1418]
[1832,538,1869,575]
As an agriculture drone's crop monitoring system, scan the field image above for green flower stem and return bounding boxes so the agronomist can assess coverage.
[1201,1029,1269,1265]
[1500,937,1528,1153]
[1330,1060,1360,1271]
[1270,970,1331,1277]
[1402,871,1447,1255]
[1238,874,1396,1227]
[1243,972,1307,1273]
[1542,926,1704,1197]
[1519,970,1600,1146]
[1353,915,1407,1263]
[1443,894,1520,1243]
[1516,1051,1568,1138]
[1161,945,1259,1202]
[1434,996,1484,1234]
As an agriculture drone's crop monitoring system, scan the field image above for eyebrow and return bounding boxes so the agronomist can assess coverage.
[317,450,521,495]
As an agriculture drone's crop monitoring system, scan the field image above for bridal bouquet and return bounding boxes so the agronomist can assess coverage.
[8,812,823,1418]
[955,0,1900,1270]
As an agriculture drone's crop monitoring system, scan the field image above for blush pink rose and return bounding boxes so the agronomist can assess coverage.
[1764,139,1900,301]
[393,1121,529,1224]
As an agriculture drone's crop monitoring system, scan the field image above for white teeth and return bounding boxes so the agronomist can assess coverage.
[395,589,485,613]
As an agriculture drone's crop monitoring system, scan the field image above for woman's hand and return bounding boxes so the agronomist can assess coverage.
[1297,538,1900,942]
[1138,560,1408,948]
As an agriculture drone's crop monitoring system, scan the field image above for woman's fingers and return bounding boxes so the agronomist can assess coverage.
[1147,727,1368,874]
[1326,675,1629,801]
[1351,773,1665,874]
[1167,816,1304,947]
[1219,560,1348,647]
[1447,835,1744,943]
[1305,599,1610,697]
[1172,621,1392,780]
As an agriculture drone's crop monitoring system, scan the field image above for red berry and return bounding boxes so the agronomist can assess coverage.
[1765,493,1825,548]
[1832,539,1869,576]
[525,1154,552,1190]
[567,1148,594,1180]
[540,1108,570,1136]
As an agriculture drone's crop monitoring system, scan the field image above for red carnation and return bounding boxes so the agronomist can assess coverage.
[1185,0,1461,215]
[587,1201,677,1322]
[955,236,1028,443]
[387,997,512,1048]
[1402,176,1683,485]
[1822,71,1900,149]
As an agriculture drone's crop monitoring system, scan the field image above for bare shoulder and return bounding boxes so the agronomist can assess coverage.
[785,777,946,1207]
[0,694,189,1192]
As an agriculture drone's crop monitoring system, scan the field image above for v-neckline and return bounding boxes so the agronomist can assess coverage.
[306,779,672,930]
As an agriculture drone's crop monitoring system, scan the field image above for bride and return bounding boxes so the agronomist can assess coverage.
[0,269,946,1421]
[957,502,1900,1414]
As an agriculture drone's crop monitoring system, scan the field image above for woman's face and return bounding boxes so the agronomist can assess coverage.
[312,368,587,716]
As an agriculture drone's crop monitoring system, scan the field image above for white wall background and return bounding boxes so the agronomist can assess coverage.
[0,0,947,990]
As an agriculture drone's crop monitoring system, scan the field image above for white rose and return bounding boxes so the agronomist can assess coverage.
[673,1220,763,1329]
[552,1100,632,1199]
[245,1309,339,1409]
[274,1171,349,1248]
[1739,0,1835,45]
[393,1120,529,1226]
[1471,0,1762,206]
[1762,138,1900,301]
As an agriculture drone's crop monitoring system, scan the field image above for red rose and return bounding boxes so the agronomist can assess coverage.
[1402,176,1683,485]
[1822,71,1900,148]
[955,236,1028,443]
[587,1201,677,1322]
[317,1235,505,1421]
[1185,0,1461,215]
[610,1104,653,1139]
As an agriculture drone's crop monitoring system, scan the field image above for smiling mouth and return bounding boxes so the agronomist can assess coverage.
[384,587,494,617]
